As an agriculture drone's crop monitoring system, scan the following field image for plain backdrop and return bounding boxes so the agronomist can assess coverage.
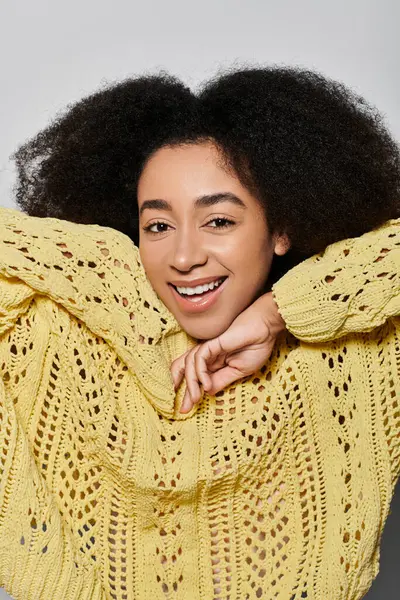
[0,0,399,598]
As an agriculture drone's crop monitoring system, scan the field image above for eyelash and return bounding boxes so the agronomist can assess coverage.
[143,217,236,235]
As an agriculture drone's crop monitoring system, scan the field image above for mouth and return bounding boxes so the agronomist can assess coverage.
[168,276,228,314]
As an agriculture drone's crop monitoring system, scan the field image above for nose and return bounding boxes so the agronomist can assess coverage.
[170,228,208,272]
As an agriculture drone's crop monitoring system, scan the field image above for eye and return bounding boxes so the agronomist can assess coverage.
[143,217,236,235]
[206,217,235,229]
[143,221,170,234]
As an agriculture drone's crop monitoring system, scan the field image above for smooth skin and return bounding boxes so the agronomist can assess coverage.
[138,141,289,412]
[170,292,286,412]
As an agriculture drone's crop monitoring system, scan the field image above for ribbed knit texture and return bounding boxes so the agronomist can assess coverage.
[0,207,399,600]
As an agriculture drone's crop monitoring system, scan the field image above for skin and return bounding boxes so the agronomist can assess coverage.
[172,292,288,412]
[137,141,290,341]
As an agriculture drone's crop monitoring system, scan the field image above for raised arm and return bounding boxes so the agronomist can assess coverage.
[272,218,400,343]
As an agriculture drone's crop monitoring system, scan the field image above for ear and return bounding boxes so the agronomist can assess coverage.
[273,232,291,257]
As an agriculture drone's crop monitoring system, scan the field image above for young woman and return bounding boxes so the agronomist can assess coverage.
[0,67,399,600]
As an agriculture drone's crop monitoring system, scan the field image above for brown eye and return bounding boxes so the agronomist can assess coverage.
[144,222,170,234]
[207,218,235,229]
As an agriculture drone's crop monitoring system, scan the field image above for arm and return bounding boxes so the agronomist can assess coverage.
[272,218,400,343]
[0,211,108,598]
[0,375,106,600]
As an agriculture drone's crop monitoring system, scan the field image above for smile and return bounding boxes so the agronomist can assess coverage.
[175,277,225,296]
[169,277,228,314]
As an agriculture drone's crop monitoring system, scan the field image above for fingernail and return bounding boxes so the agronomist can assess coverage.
[180,393,192,413]
[180,402,190,414]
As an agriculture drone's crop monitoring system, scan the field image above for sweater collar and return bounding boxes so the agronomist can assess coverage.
[0,209,203,420]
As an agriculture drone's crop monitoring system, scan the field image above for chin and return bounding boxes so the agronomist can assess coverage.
[181,320,231,342]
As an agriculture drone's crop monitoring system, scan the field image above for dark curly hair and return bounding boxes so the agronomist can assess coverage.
[13,66,400,282]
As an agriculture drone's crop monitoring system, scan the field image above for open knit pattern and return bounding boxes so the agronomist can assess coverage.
[0,207,399,600]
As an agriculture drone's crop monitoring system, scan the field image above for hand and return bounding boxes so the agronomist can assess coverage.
[170,292,286,413]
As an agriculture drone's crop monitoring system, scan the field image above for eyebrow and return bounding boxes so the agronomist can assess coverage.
[139,192,247,217]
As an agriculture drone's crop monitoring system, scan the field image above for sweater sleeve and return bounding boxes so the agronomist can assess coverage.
[272,218,400,343]
[0,375,106,599]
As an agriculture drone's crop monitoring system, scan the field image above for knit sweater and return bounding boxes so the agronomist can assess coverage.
[0,208,399,600]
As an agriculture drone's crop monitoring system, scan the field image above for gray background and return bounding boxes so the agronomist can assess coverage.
[0,0,399,598]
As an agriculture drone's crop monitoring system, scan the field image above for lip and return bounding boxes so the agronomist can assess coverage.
[168,277,228,314]
[169,275,226,287]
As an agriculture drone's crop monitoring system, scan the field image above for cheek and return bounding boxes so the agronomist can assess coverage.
[138,249,164,292]
[232,237,272,282]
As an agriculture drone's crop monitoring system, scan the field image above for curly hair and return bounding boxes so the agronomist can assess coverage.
[13,67,400,267]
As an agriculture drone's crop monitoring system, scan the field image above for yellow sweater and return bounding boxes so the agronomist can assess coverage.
[0,208,399,600]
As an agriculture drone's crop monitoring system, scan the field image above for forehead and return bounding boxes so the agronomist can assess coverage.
[137,142,243,200]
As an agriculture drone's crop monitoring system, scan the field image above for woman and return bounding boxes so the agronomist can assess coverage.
[0,67,399,599]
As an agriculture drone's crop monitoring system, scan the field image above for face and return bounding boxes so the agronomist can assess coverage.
[138,141,289,340]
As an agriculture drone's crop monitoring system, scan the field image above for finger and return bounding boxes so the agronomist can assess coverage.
[170,349,191,391]
[184,347,202,403]
[194,337,226,380]
[180,389,193,414]
[194,347,213,391]
[201,336,224,363]
[202,328,244,360]
[206,365,245,395]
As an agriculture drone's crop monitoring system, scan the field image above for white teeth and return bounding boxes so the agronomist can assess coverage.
[176,278,224,296]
